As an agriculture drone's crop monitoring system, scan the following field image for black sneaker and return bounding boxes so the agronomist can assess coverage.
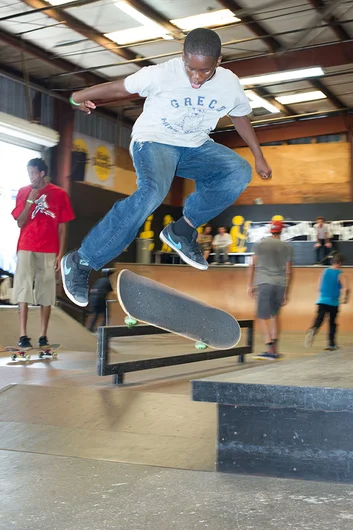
[38,336,49,347]
[61,250,91,307]
[253,352,282,361]
[18,336,32,349]
[159,223,208,271]
[325,345,339,351]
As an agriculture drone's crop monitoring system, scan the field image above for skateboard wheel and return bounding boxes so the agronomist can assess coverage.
[11,354,17,361]
[195,341,207,350]
[125,316,138,328]
[52,352,58,359]
[25,354,31,360]
[39,352,44,359]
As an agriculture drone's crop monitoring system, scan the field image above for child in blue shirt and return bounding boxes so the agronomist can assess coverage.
[305,253,349,350]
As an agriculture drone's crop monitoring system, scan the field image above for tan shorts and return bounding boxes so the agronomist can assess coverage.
[13,251,56,306]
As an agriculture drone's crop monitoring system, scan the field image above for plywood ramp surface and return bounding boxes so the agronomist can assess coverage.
[0,306,96,352]
[0,384,216,471]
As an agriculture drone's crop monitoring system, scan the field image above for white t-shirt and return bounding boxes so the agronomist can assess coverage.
[213,233,233,247]
[124,58,252,148]
[314,223,330,240]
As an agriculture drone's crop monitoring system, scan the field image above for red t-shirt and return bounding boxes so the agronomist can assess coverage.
[12,183,75,254]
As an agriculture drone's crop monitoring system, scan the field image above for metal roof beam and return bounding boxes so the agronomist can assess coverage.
[218,0,282,52]
[20,0,152,66]
[223,40,353,77]
[122,0,184,40]
[310,78,346,109]
[308,0,351,41]
[213,111,353,146]
[0,27,105,85]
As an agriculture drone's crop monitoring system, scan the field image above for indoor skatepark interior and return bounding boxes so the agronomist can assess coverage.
[2,0,353,524]
[2,265,353,529]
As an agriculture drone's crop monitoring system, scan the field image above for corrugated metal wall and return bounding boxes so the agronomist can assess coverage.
[0,74,132,147]
[74,111,131,148]
[0,75,54,128]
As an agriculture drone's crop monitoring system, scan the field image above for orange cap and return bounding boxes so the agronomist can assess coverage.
[270,220,284,233]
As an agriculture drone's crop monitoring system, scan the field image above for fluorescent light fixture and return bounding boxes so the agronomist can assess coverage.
[245,90,280,114]
[275,91,327,105]
[240,67,324,87]
[111,1,172,43]
[47,0,77,5]
[171,9,240,30]
[107,26,170,44]
[0,112,59,148]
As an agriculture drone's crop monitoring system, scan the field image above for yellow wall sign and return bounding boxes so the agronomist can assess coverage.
[72,138,89,166]
[93,145,111,181]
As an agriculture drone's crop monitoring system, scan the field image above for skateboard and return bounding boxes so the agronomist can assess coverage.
[117,269,241,350]
[316,249,337,265]
[4,344,60,361]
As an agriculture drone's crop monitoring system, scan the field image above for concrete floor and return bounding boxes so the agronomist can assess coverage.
[2,306,353,529]
[2,451,353,530]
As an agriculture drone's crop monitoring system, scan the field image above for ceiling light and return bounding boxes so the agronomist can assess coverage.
[245,90,280,114]
[240,67,324,86]
[112,1,171,43]
[275,91,327,104]
[171,9,240,31]
[115,1,157,26]
[107,27,170,44]
[0,112,59,148]
[47,0,77,5]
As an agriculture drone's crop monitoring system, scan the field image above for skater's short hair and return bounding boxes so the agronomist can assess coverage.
[332,253,344,265]
[316,216,325,222]
[27,158,48,176]
[184,28,221,58]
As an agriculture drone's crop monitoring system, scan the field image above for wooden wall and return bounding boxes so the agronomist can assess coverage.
[110,264,353,332]
[183,142,351,205]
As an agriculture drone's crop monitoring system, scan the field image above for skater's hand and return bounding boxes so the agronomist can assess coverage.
[255,156,272,179]
[247,286,256,299]
[282,293,288,306]
[70,95,96,115]
[314,242,321,248]
[325,242,332,248]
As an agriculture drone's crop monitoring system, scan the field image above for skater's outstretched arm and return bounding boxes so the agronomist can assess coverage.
[69,79,132,114]
[230,115,272,179]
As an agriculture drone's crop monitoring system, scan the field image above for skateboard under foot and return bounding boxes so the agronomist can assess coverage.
[5,344,60,361]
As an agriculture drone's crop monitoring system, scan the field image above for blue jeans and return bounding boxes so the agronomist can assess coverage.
[80,140,252,270]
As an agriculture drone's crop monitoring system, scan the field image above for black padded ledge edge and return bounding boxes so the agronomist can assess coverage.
[192,380,353,412]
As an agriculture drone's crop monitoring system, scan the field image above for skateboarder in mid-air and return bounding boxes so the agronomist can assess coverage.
[61,28,272,307]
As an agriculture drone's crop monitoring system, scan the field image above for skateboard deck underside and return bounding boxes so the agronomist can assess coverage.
[117,270,241,349]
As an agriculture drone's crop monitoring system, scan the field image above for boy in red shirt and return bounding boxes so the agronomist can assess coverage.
[12,158,75,348]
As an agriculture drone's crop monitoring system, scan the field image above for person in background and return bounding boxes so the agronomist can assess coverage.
[313,216,332,264]
[87,269,114,332]
[197,225,213,261]
[248,220,293,360]
[305,253,349,351]
[11,158,75,349]
[212,226,233,265]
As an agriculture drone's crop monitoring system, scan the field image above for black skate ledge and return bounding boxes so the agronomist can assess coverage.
[192,353,353,483]
[97,320,253,386]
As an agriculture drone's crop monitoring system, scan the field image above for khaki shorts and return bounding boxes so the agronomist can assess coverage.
[13,251,56,306]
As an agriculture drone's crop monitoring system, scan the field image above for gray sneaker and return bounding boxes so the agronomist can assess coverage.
[160,223,208,270]
[61,250,91,307]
